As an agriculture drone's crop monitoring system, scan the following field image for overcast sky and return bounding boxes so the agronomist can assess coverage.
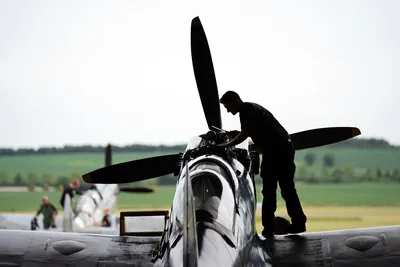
[1,0,399,149]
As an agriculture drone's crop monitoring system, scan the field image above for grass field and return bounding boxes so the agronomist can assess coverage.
[0,151,169,179]
[295,147,400,171]
[1,183,399,233]
[255,205,400,232]
[1,183,400,212]
[1,147,400,181]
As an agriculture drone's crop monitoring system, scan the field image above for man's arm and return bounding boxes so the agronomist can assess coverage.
[217,127,249,148]
[51,203,58,215]
[36,205,43,216]
[60,190,65,206]
[75,188,85,195]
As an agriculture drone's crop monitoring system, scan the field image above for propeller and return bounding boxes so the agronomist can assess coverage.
[105,142,112,167]
[290,127,361,150]
[82,17,362,186]
[82,17,223,185]
[119,186,155,193]
[82,154,180,184]
[191,16,222,130]
[249,127,361,152]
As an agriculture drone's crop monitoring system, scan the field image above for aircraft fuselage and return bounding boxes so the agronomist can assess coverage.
[153,133,268,266]
[73,184,119,229]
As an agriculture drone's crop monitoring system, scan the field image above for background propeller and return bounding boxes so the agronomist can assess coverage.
[191,16,222,130]
[105,142,112,167]
[119,187,155,193]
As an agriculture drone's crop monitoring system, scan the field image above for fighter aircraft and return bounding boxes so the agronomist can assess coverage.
[0,143,155,234]
[65,143,156,234]
[0,16,399,267]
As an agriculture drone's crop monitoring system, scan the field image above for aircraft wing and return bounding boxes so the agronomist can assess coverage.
[0,213,164,236]
[74,226,118,235]
[0,229,160,266]
[256,225,400,267]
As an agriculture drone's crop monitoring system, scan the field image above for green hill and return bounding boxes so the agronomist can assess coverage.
[295,147,400,170]
[0,151,171,183]
[0,147,399,184]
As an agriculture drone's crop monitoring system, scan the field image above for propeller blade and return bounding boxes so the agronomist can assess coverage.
[105,142,112,167]
[290,127,361,150]
[250,127,361,152]
[191,16,222,130]
[119,187,155,193]
[83,154,180,184]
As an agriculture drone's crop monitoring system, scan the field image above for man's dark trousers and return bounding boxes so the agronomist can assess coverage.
[43,218,56,229]
[260,142,307,236]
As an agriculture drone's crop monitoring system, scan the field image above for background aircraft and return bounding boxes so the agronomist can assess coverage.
[66,142,157,234]
[0,16,399,267]
[0,143,156,235]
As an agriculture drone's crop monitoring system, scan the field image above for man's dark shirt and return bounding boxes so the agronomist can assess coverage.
[239,102,290,152]
[102,215,111,227]
[36,202,57,221]
[60,185,82,207]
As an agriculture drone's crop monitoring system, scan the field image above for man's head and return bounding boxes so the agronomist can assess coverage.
[71,178,80,189]
[104,208,110,216]
[42,195,49,204]
[220,90,242,115]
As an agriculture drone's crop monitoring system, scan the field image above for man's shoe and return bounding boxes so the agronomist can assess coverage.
[288,223,306,234]
[274,216,291,234]
[261,229,274,239]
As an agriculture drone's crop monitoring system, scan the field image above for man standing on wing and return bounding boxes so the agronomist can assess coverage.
[217,90,307,238]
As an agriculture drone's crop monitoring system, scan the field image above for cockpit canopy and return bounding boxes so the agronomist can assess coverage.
[191,170,235,231]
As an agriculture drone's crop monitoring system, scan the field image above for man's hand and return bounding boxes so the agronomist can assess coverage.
[216,143,230,149]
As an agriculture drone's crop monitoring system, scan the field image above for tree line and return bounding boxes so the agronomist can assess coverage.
[294,152,400,183]
[0,144,187,156]
[1,150,399,189]
[323,137,395,148]
[0,170,179,190]
[0,137,398,157]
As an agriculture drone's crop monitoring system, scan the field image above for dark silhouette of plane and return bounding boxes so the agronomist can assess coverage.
[0,16,399,267]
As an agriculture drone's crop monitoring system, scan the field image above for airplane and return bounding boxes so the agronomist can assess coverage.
[65,142,157,234]
[1,16,399,267]
[0,143,156,235]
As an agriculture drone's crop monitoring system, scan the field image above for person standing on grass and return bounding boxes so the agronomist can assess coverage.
[35,195,58,229]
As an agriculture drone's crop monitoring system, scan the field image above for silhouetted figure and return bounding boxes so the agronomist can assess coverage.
[59,178,82,208]
[101,208,111,227]
[217,91,307,238]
